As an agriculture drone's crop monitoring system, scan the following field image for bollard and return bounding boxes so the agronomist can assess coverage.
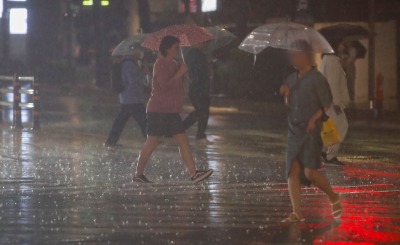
[374,73,384,120]
[0,81,2,123]
[11,74,23,129]
[31,80,40,130]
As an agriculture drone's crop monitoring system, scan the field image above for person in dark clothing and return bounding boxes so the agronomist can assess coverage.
[183,42,211,142]
[104,47,147,148]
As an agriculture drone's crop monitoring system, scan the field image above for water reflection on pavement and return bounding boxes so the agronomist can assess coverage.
[0,99,399,244]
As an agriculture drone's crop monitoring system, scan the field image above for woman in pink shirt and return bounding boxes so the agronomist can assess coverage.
[133,36,213,183]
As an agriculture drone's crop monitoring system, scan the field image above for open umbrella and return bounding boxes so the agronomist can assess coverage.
[319,24,369,42]
[239,22,334,55]
[142,24,214,51]
[205,26,237,51]
[142,24,214,62]
[112,34,148,56]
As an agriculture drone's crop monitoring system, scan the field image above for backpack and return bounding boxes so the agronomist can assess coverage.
[111,59,133,93]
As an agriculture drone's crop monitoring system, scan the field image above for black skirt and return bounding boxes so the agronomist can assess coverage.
[147,113,185,137]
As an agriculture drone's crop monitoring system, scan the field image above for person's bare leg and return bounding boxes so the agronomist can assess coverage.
[135,136,159,176]
[288,160,304,219]
[173,133,197,176]
[304,168,339,202]
[304,168,342,218]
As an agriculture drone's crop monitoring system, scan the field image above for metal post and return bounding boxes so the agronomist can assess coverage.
[93,0,105,87]
[397,18,400,109]
[0,80,3,122]
[1,0,9,61]
[11,74,23,129]
[196,0,205,26]
[31,78,40,130]
[66,0,73,87]
[368,0,376,108]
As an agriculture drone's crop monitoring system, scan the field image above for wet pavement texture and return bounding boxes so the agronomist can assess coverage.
[0,86,400,244]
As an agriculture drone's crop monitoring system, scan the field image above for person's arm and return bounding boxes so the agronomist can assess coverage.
[154,60,187,89]
[171,64,187,81]
[280,84,289,97]
[280,74,294,99]
[307,76,333,133]
[306,107,329,133]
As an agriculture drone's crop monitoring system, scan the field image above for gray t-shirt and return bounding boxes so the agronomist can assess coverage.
[286,69,332,126]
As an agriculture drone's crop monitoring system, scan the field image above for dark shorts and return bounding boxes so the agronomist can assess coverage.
[147,113,185,137]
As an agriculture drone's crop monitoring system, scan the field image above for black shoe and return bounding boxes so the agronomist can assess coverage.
[133,175,153,183]
[324,157,345,166]
[191,169,213,183]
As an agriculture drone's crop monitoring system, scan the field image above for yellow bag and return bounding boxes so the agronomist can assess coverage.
[321,118,342,147]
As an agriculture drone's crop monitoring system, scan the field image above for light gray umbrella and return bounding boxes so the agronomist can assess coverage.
[239,22,334,55]
[205,26,237,51]
[179,26,236,59]
[112,34,148,56]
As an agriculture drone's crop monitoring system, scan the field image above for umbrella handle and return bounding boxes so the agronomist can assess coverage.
[180,46,185,63]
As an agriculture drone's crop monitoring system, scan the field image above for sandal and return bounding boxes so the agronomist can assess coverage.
[281,213,306,223]
[331,195,343,220]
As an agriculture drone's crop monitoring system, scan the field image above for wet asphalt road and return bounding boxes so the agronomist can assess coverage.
[0,87,399,244]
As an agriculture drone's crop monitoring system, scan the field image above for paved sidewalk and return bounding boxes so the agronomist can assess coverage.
[0,84,399,244]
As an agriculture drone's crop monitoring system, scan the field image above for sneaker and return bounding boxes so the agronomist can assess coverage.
[196,138,212,145]
[191,169,213,183]
[133,175,153,183]
[103,142,123,149]
[324,157,345,166]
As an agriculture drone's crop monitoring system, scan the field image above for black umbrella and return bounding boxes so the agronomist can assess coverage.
[319,24,370,42]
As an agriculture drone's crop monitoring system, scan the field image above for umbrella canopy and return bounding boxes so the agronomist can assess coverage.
[239,22,334,55]
[319,24,369,42]
[142,24,214,51]
[112,34,148,56]
[205,26,237,51]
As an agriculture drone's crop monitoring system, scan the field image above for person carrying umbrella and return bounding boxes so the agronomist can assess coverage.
[318,24,369,165]
[280,40,342,222]
[240,23,343,221]
[104,43,147,148]
[182,41,211,143]
[320,39,350,165]
[133,35,213,183]
[182,26,236,143]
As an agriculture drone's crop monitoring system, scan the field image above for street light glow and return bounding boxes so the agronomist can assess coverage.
[82,0,109,6]
[202,0,217,12]
[9,8,28,34]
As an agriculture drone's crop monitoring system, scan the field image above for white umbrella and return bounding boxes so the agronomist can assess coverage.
[239,22,334,55]
[112,34,148,56]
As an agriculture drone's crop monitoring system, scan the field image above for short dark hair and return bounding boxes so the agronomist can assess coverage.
[159,35,180,57]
